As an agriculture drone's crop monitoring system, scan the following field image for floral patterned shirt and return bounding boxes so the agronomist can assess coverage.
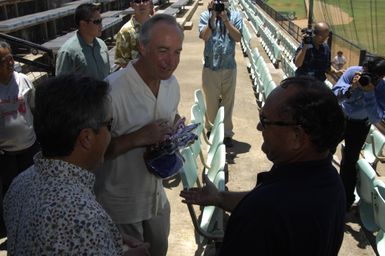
[4,152,125,255]
[114,17,141,67]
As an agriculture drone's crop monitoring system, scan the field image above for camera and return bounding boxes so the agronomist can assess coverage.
[301,28,313,45]
[358,72,376,86]
[214,0,224,12]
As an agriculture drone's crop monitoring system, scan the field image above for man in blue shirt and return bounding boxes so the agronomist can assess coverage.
[332,55,385,210]
[294,22,333,82]
[199,0,242,147]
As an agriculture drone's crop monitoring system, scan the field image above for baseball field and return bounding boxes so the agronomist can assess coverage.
[266,0,385,58]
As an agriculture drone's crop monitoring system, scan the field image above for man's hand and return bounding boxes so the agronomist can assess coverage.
[122,234,150,256]
[180,175,220,206]
[138,119,173,146]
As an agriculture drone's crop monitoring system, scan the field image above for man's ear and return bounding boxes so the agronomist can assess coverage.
[290,126,307,151]
[77,128,94,151]
[138,42,146,56]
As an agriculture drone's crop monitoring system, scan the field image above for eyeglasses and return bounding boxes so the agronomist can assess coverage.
[259,114,299,129]
[87,18,103,25]
[133,0,149,3]
[101,118,113,132]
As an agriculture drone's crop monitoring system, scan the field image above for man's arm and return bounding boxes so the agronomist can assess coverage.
[180,175,249,212]
[105,119,173,160]
[55,50,74,76]
[199,8,215,42]
[293,44,309,68]
[220,11,242,42]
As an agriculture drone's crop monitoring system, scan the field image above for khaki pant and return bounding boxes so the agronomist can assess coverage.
[202,67,237,137]
[117,201,170,256]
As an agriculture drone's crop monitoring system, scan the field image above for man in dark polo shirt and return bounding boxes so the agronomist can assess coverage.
[294,21,332,82]
[180,76,346,255]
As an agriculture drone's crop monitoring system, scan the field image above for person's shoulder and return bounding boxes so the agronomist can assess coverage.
[200,10,210,18]
[58,34,80,54]
[14,71,31,82]
[5,166,36,200]
[95,37,108,48]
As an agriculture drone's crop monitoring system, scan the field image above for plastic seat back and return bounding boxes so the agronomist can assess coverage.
[356,159,378,231]
[373,179,385,255]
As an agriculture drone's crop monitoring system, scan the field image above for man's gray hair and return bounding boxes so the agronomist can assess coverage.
[139,14,184,46]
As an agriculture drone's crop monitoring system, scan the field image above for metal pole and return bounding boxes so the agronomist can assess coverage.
[308,0,314,28]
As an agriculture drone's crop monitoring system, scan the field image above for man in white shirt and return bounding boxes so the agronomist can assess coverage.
[0,41,39,238]
[332,50,347,71]
[95,14,184,256]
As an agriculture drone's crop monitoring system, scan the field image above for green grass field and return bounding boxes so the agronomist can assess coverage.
[266,0,307,19]
[265,0,385,56]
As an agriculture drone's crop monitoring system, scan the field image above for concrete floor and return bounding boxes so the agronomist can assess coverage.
[0,0,378,255]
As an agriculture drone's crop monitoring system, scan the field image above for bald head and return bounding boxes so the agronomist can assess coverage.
[313,21,330,45]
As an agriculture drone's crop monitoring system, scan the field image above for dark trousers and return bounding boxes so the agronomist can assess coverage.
[340,118,371,210]
[0,141,40,237]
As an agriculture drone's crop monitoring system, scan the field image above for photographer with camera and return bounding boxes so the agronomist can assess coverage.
[332,55,385,211]
[198,0,242,147]
[294,21,334,82]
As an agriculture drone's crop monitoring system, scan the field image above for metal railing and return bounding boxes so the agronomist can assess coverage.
[0,32,55,76]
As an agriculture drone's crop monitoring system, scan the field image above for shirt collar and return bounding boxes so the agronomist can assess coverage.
[256,156,333,186]
[33,152,95,191]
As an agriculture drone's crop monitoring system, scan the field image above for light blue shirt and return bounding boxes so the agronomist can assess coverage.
[199,10,242,71]
[332,66,385,124]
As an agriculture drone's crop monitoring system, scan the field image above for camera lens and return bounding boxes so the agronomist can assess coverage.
[358,74,371,86]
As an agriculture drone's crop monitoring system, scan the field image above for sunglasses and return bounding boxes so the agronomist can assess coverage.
[259,114,299,129]
[101,118,113,132]
[87,18,103,25]
[133,0,150,3]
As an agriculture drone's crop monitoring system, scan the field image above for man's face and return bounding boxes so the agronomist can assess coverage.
[131,0,152,16]
[0,47,14,83]
[91,113,112,168]
[83,10,102,38]
[257,87,299,164]
[313,27,329,45]
[139,22,183,80]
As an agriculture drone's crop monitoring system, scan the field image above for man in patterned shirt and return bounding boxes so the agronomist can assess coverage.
[3,74,150,255]
[114,0,152,68]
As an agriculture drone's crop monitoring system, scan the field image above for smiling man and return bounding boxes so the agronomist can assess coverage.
[180,76,346,255]
[55,3,110,80]
[95,14,183,256]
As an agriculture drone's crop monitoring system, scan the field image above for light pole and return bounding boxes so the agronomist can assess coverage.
[308,0,314,28]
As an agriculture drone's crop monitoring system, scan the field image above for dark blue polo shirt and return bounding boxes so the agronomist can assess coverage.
[218,157,346,256]
[294,42,331,82]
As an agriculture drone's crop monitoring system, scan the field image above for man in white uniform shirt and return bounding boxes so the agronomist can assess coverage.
[95,14,184,256]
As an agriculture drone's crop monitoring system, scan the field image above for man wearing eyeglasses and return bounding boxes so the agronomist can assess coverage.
[180,76,346,255]
[3,74,150,255]
[55,3,110,80]
[115,0,153,68]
